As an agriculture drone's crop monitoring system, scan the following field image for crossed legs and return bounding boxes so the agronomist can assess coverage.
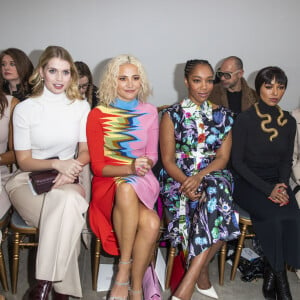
[110,183,160,299]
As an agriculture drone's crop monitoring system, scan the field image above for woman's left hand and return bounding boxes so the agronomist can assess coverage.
[132,156,152,176]
[180,174,202,195]
[53,158,83,180]
[52,173,78,188]
[269,183,289,206]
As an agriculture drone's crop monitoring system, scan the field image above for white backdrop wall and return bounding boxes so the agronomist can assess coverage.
[1,0,300,110]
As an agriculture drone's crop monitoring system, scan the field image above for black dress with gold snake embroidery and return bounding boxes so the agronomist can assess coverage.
[231,100,300,272]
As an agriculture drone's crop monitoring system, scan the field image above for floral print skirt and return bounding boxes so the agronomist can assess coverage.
[161,170,240,263]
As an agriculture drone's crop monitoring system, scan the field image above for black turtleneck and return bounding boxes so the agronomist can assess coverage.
[231,100,296,195]
[227,90,242,114]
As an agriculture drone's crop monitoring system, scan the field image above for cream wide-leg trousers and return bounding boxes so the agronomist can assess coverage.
[5,170,89,298]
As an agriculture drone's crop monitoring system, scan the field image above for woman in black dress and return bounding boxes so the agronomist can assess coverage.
[232,66,300,300]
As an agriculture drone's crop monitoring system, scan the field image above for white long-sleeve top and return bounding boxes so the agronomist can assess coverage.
[13,87,90,160]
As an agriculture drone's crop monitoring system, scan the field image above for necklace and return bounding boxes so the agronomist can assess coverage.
[254,102,287,141]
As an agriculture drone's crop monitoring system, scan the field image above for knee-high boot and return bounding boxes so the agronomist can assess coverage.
[275,270,292,300]
[262,259,276,300]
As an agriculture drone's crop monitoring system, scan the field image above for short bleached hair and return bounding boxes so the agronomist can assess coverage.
[99,54,151,106]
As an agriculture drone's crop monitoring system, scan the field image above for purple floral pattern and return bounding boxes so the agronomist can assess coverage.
[159,99,240,262]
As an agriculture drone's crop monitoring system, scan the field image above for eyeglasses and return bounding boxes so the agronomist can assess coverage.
[216,69,241,80]
[78,83,89,90]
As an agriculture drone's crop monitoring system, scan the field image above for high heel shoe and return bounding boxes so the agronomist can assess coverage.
[129,289,142,300]
[108,281,130,300]
[195,283,218,299]
[108,259,132,300]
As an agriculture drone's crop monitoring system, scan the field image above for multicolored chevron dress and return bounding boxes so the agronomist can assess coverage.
[159,99,240,262]
[86,98,159,255]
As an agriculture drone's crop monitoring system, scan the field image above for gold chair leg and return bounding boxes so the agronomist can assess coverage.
[165,246,176,290]
[92,238,101,291]
[218,242,227,286]
[0,246,8,291]
[230,223,248,281]
[12,232,21,294]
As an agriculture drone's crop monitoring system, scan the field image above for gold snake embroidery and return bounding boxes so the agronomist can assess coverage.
[254,102,287,141]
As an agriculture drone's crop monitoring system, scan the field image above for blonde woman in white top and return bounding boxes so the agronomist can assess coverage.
[6,46,90,300]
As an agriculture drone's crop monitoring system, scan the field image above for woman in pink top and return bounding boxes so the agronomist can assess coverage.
[87,54,160,300]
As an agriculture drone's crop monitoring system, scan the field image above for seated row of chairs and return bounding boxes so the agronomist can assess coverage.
[0,195,254,295]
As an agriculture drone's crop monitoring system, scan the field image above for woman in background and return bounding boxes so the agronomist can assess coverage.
[87,54,160,300]
[0,84,19,218]
[290,107,300,281]
[6,45,90,300]
[159,59,239,300]
[0,48,33,101]
[232,66,300,300]
[0,83,18,300]
[75,61,99,108]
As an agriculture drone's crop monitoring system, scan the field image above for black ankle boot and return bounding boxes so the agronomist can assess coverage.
[262,260,276,300]
[275,270,292,300]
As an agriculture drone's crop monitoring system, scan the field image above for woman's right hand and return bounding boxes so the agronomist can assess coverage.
[268,183,289,206]
[53,158,83,180]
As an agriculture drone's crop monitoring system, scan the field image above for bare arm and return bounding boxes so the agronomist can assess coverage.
[160,112,232,200]
[16,142,89,180]
[159,112,188,184]
[52,142,90,187]
[180,131,232,195]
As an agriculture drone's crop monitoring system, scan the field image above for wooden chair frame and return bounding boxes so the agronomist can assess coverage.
[9,211,38,294]
[230,216,255,281]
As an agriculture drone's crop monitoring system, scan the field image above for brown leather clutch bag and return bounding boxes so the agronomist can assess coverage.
[29,169,59,195]
[28,156,80,195]
[29,169,80,195]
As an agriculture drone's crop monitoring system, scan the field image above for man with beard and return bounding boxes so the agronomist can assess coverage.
[210,56,258,114]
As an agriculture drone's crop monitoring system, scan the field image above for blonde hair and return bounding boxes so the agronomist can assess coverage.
[29,46,82,100]
[99,54,151,106]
